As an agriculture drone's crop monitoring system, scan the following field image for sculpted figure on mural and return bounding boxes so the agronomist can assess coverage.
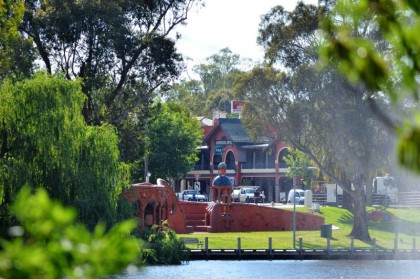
[211,162,233,204]
[213,162,232,187]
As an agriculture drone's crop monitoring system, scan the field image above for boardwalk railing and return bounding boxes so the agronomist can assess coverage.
[312,192,420,207]
[398,192,420,207]
[184,237,420,260]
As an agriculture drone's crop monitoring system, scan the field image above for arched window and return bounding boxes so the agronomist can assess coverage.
[278,149,290,168]
[225,151,235,170]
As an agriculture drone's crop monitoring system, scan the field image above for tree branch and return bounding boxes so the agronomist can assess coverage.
[105,0,194,110]
[33,33,52,74]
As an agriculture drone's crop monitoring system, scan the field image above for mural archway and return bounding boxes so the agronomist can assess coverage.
[144,201,158,228]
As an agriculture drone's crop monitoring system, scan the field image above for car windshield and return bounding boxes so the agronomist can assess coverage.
[293,191,304,198]
[245,189,255,193]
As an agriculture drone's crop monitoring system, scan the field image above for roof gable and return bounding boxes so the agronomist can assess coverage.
[203,118,268,144]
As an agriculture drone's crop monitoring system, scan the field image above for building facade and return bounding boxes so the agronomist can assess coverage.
[181,117,300,203]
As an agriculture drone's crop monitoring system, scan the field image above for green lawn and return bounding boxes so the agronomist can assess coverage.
[178,206,420,250]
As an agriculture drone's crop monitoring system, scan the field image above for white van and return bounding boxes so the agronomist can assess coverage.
[287,189,305,204]
[231,188,241,202]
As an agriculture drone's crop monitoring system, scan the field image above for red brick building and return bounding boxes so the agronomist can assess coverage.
[181,117,299,203]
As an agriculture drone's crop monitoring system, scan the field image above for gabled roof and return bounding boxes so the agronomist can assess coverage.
[196,116,214,138]
[220,120,252,143]
[203,118,267,145]
[202,126,213,138]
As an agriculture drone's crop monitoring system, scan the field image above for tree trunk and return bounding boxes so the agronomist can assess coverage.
[349,179,371,242]
[342,190,353,210]
[339,173,353,210]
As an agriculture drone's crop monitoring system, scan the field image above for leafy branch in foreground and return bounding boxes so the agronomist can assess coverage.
[0,186,139,279]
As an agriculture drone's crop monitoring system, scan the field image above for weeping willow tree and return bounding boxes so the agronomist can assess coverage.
[0,72,128,233]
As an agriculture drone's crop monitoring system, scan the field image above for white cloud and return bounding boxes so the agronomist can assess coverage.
[173,0,318,66]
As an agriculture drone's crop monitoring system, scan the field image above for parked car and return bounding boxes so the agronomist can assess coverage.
[176,190,208,202]
[287,189,305,205]
[231,188,241,202]
[239,188,265,203]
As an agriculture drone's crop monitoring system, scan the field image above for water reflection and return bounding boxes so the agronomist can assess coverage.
[112,260,420,279]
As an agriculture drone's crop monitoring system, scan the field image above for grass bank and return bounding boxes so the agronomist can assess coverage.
[178,206,420,250]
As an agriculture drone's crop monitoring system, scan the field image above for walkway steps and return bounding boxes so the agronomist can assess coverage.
[184,213,207,232]
[193,225,211,232]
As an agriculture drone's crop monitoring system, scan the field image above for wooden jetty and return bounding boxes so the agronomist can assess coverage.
[187,248,420,260]
[184,237,420,260]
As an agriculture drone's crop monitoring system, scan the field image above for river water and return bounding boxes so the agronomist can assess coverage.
[112,260,420,279]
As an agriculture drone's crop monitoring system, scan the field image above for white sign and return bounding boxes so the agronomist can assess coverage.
[194,182,200,190]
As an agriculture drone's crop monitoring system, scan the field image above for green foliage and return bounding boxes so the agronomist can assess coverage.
[0,186,139,279]
[236,2,396,241]
[234,66,289,141]
[284,148,316,187]
[257,2,320,68]
[321,0,420,174]
[0,73,125,231]
[20,0,202,125]
[138,222,188,265]
[163,79,208,117]
[146,101,202,180]
[397,118,420,173]
[0,0,34,80]
[320,0,390,92]
[194,48,242,96]
[164,48,246,118]
[14,0,204,179]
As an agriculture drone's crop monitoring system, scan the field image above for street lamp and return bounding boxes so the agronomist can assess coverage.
[292,166,317,249]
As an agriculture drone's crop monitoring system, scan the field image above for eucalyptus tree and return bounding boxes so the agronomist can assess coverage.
[234,1,393,241]
[20,0,203,126]
[0,73,127,232]
[164,48,246,118]
[163,79,207,117]
[194,48,242,96]
[257,1,321,68]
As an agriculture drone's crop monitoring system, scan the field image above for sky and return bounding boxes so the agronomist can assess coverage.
[173,0,319,73]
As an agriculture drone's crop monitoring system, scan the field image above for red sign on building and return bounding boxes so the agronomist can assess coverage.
[231,100,245,113]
